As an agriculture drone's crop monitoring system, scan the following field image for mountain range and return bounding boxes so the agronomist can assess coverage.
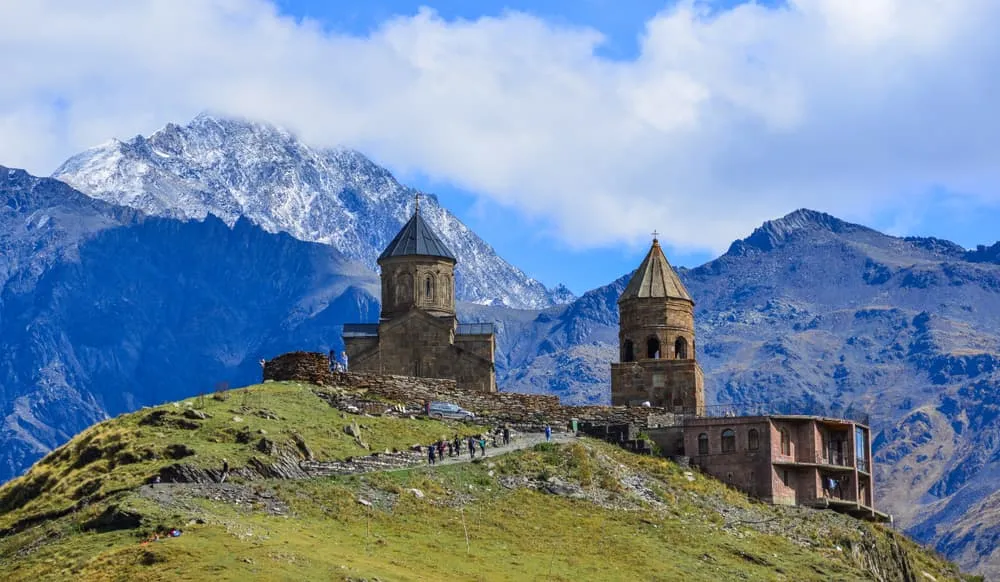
[53,115,572,310]
[0,116,998,576]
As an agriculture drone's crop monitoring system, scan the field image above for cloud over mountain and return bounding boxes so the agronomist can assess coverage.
[3,0,1000,252]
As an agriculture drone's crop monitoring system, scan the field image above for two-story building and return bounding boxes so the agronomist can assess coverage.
[681,414,889,521]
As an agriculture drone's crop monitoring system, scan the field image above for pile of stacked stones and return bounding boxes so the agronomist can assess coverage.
[265,351,677,431]
[262,352,335,386]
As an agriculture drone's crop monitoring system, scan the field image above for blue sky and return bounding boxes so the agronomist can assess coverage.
[270,0,1000,293]
[3,1,1000,295]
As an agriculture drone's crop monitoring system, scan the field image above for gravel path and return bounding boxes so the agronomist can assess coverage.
[422,431,577,468]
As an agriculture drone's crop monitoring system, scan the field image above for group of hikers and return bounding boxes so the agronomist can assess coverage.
[329,350,349,372]
[426,426,513,465]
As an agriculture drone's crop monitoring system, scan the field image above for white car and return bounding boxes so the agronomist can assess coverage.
[427,401,475,421]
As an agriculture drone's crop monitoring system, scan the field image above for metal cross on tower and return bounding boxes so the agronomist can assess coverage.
[414,193,421,214]
[651,230,660,241]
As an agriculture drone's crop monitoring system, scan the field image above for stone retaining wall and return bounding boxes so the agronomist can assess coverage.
[263,351,676,430]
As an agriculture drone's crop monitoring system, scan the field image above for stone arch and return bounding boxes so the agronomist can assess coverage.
[622,339,635,362]
[442,274,451,304]
[424,273,435,301]
[697,433,709,455]
[646,336,661,359]
[780,428,792,456]
[674,336,689,359]
[721,428,736,453]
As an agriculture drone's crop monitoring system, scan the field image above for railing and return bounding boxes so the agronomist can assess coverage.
[457,323,495,335]
[662,402,870,426]
[343,323,378,337]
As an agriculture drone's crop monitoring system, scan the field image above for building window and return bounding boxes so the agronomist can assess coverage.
[780,428,791,456]
[748,428,759,451]
[674,336,688,359]
[623,339,634,362]
[697,433,708,455]
[647,337,660,359]
[721,429,736,453]
[425,276,434,300]
[782,470,791,487]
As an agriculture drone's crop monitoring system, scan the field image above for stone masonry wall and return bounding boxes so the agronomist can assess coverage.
[263,351,673,430]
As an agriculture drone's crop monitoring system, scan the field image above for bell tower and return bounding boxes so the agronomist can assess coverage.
[611,234,704,412]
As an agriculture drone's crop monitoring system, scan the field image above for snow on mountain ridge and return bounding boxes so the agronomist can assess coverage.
[53,114,569,308]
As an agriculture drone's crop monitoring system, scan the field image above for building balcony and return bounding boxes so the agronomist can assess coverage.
[808,497,891,523]
[773,456,857,472]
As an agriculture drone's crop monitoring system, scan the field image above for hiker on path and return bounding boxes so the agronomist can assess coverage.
[545,425,552,442]
[467,436,476,459]
[447,440,453,457]
[453,435,461,456]
[221,459,230,483]
[428,444,436,465]
[340,351,349,372]
[479,437,487,456]
[437,440,446,460]
[503,426,510,446]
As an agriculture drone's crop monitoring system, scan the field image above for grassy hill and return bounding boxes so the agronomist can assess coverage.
[0,381,977,581]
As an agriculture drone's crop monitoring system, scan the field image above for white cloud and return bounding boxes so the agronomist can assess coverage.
[1,0,1000,252]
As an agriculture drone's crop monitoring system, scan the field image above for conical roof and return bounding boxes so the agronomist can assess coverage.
[378,208,456,262]
[619,238,692,303]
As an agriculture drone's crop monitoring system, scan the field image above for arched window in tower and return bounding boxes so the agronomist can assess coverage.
[721,428,736,453]
[623,340,634,362]
[647,337,661,359]
[697,433,709,455]
[674,337,689,359]
[748,428,760,451]
[425,275,434,301]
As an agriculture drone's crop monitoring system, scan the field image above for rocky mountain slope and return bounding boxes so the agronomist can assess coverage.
[4,156,1000,575]
[52,114,568,309]
[0,167,381,481]
[0,381,971,581]
[486,209,1000,577]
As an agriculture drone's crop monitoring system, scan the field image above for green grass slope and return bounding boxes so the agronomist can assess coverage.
[0,382,977,582]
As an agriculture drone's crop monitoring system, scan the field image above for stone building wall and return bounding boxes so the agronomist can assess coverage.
[344,312,496,393]
[618,298,695,361]
[454,334,494,362]
[379,256,456,319]
[610,359,704,410]
[682,416,777,502]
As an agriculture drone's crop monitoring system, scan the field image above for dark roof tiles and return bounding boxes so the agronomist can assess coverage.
[378,210,456,261]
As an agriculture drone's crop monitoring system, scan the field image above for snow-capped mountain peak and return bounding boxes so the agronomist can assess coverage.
[53,115,571,308]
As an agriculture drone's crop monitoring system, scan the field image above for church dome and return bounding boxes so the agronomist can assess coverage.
[378,208,456,262]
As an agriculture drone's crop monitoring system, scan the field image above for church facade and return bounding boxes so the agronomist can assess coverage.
[610,236,705,412]
[342,204,496,392]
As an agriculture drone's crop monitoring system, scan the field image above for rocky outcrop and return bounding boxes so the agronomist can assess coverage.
[263,352,335,387]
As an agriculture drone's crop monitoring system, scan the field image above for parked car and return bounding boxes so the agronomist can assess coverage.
[426,401,475,421]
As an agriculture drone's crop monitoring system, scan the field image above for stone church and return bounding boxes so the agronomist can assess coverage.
[342,203,497,392]
[610,235,705,412]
